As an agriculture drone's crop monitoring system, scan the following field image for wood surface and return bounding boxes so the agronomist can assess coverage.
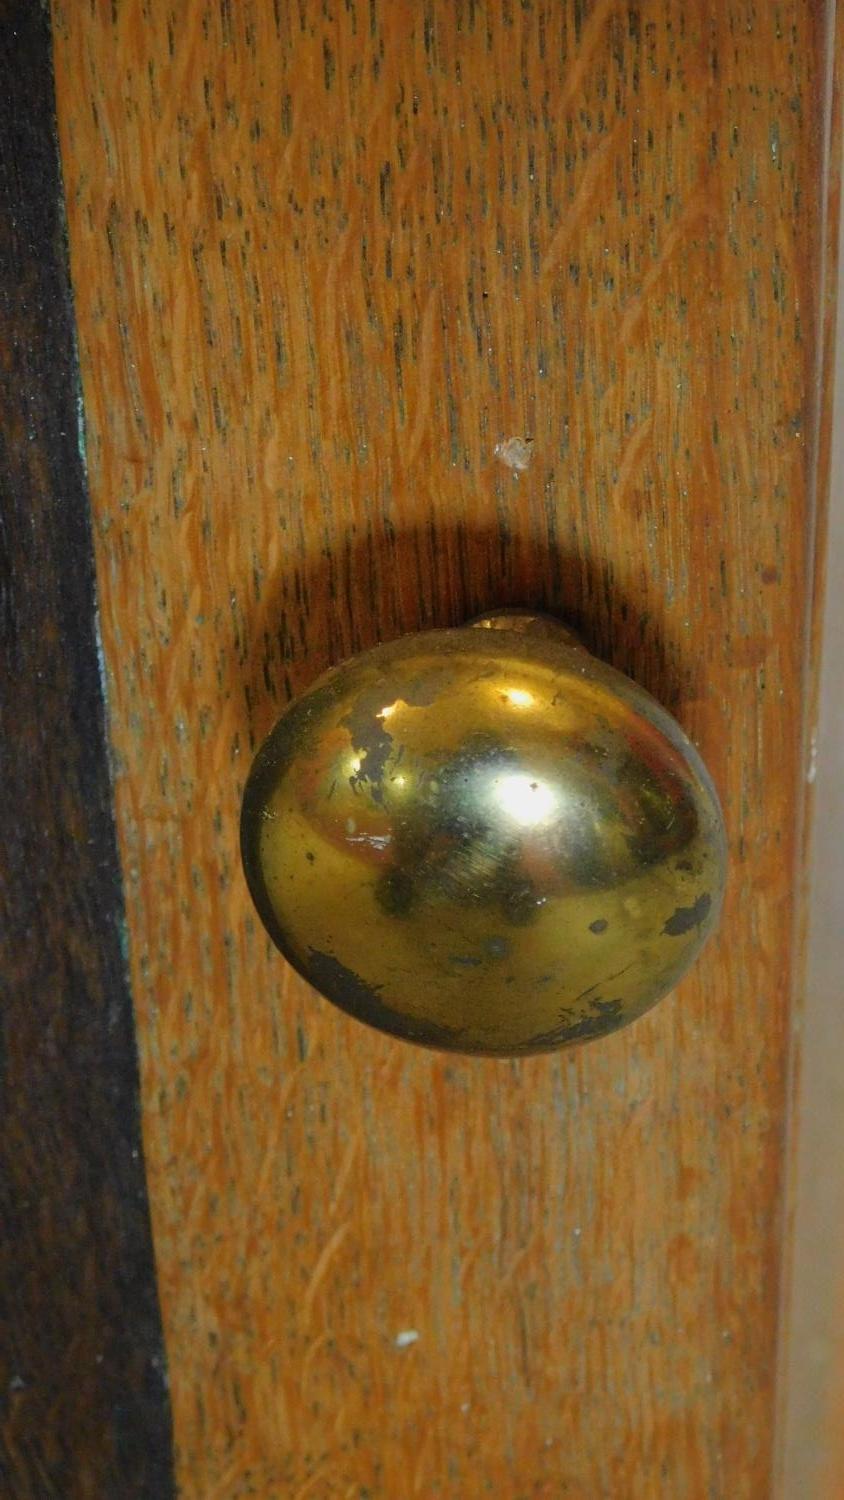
[51,1,838,1495]
[0,3,174,1495]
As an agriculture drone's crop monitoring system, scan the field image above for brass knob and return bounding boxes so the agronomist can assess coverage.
[241,613,726,1055]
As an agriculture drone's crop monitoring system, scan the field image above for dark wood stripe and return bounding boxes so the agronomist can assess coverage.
[0,5,174,1496]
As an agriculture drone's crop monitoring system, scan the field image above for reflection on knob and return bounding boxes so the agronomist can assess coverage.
[241,612,727,1056]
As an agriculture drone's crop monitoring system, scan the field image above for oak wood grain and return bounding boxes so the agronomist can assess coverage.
[52,1,837,1494]
[0,3,174,1494]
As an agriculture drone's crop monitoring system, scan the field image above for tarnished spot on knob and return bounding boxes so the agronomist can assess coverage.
[241,614,727,1056]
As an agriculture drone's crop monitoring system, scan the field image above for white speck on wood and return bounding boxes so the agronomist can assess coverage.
[807,725,818,783]
[495,436,534,472]
[395,1329,419,1349]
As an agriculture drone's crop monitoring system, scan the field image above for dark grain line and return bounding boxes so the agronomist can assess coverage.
[0,5,174,1496]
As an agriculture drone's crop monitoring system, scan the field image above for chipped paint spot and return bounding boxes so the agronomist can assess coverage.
[341,692,396,804]
[524,995,626,1050]
[663,893,712,936]
[306,949,459,1048]
[485,935,511,959]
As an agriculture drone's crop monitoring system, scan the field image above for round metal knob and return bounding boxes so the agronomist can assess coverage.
[241,613,726,1055]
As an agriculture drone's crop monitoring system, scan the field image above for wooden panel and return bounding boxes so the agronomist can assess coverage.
[0,2,174,1494]
[51,1,836,1494]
